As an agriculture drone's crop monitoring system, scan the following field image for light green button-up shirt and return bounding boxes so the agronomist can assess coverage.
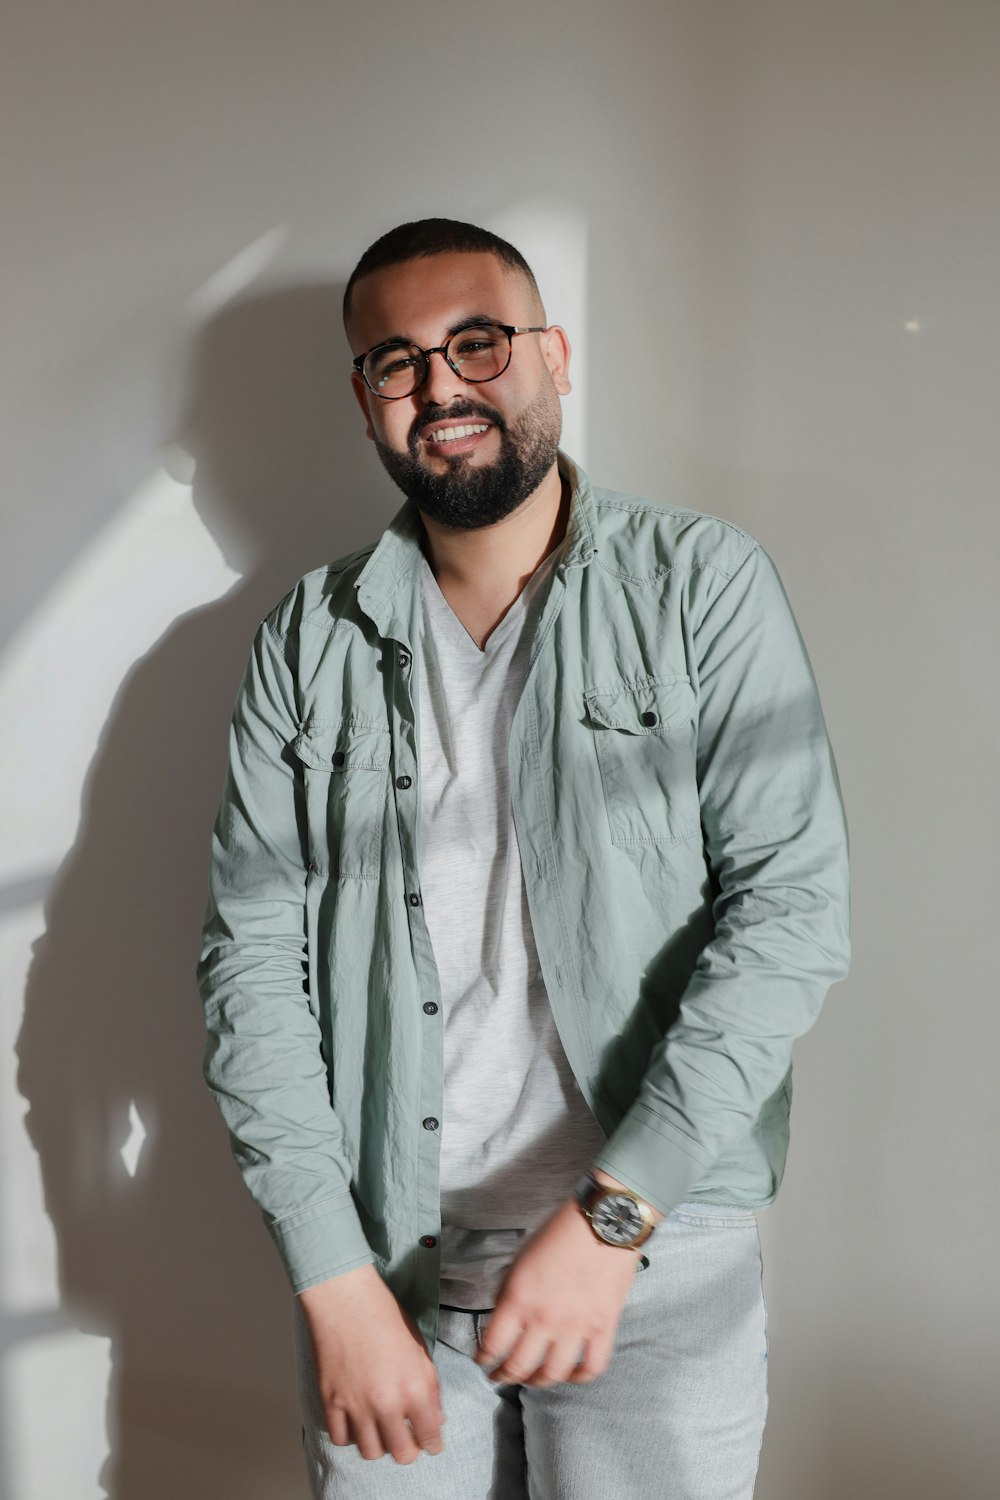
[197,452,850,1356]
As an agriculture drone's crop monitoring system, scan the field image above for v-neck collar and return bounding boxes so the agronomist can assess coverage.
[420,539,564,657]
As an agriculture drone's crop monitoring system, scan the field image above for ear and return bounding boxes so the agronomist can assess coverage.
[351,370,376,441]
[540,325,572,397]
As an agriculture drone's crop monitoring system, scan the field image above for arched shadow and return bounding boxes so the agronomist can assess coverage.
[15,283,397,1499]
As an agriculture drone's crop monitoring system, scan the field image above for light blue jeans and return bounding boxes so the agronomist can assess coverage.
[293,1204,768,1499]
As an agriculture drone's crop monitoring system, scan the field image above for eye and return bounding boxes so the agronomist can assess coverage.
[453,327,506,357]
[367,342,423,382]
[381,354,419,375]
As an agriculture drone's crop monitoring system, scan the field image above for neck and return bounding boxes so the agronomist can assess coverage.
[419,460,570,597]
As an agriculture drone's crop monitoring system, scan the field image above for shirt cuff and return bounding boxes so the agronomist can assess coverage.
[266,1190,377,1293]
[591,1103,716,1217]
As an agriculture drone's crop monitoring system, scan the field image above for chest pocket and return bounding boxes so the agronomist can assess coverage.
[584,675,700,847]
[292,719,391,880]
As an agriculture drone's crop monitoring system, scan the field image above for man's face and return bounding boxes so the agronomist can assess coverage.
[346,251,572,530]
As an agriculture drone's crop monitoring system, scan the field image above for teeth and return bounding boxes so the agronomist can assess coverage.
[428,423,489,443]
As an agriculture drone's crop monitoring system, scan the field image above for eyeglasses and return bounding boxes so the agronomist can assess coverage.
[353,321,547,400]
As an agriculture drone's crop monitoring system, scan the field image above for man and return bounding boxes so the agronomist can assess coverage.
[197,217,850,1498]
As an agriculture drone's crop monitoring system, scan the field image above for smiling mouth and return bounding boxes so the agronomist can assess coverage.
[421,422,492,445]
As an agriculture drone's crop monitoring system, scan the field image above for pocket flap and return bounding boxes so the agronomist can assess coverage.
[584,676,696,734]
[292,719,390,771]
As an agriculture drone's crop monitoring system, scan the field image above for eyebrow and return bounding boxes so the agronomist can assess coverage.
[372,313,500,350]
[445,313,499,337]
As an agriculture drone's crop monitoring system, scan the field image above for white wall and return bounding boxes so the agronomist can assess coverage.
[3,3,997,1496]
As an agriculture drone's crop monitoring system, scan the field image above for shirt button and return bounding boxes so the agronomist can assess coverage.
[398,651,411,669]
[408,892,422,907]
[640,710,658,727]
[396,774,412,789]
[422,1001,438,1015]
[419,1235,437,1249]
[332,749,346,767]
[422,1116,439,1131]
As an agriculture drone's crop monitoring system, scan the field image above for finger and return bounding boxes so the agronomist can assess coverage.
[351,1416,387,1463]
[408,1388,446,1456]
[476,1306,523,1369]
[325,1407,351,1446]
[565,1327,615,1383]
[526,1331,589,1387]
[409,1412,445,1456]
[376,1413,423,1466]
[489,1328,553,1385]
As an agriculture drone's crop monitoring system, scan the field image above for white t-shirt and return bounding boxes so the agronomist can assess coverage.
[417,540,607,1309]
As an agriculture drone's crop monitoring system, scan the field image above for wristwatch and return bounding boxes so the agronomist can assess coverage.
[573,1170,657,1252]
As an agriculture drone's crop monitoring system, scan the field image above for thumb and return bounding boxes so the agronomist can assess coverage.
[475,1302,521,1367]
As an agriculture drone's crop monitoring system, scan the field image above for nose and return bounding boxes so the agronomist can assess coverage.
[417,346,468,406]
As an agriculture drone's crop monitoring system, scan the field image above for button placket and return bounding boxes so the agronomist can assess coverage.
[388,636,443,1282]
[391,646,423,914]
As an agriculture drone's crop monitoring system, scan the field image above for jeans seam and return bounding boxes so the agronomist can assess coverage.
[749,1221,769,1494]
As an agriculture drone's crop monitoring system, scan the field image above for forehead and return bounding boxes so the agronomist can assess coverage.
[348,251,534,350]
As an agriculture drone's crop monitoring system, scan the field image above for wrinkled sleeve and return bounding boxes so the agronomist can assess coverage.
[197,617,376,1292]
[593,540,851,1212]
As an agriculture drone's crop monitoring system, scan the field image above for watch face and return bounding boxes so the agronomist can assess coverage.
[592,1193,643,1245]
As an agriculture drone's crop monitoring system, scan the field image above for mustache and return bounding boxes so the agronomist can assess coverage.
[411,400,505,443]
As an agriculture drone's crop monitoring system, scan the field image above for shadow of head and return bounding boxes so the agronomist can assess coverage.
[174,280,380,580]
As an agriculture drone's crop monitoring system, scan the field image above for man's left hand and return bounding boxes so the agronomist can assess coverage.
[473,1196,643,1388]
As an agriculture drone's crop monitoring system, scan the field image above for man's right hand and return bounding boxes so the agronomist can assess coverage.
[297,1263,446,1465]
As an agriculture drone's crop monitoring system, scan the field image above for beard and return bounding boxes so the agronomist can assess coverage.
[372,381,562,531]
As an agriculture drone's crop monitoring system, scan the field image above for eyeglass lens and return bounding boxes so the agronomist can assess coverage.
[365,325,511,397]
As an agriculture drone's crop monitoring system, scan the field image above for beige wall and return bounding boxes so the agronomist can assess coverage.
[3,3,997,1496]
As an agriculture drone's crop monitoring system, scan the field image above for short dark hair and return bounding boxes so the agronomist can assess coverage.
[342,217,542,330]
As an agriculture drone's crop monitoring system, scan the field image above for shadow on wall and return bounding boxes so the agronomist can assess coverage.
[15,283,395,1500]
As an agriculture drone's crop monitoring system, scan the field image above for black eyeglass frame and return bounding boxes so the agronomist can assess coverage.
[352,321,548,400]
